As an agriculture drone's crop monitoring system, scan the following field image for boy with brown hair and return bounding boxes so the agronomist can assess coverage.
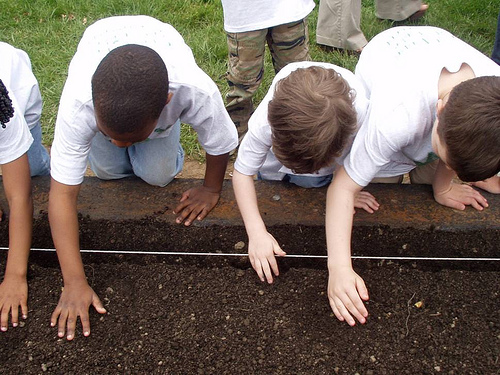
[233,61,378,283]
[326,26,500,327]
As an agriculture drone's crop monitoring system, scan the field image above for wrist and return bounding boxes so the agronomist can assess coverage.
[202,181,222,194]
[3,270,27,281]
[327,257,352,271]
[62,274,89,287]
[245,222,268,239]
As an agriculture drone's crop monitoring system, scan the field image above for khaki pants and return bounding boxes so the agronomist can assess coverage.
[371,159,438,185]
[225,19,310,135]
[316,0,422,50]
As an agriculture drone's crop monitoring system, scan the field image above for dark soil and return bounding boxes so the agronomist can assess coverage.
[0,178,499,374]
[0,240,499,374]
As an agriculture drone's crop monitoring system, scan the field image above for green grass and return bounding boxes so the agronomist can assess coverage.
[0,0,498,160]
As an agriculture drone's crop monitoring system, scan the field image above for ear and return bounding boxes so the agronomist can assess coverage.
[436,98,445,116]
[166,92,173,105]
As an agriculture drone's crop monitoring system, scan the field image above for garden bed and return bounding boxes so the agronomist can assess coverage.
[0,177,498,374]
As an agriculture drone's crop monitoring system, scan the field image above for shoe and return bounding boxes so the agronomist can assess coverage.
[317,44,363,56]
[391,4,429,24]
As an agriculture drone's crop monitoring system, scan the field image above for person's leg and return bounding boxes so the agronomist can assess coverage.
[283,174,333,188]
[128,120,184,187]
[88,131,134,180]
[316,0,367,51]
[27,124,50,176]
[409,159,438,185]
[225,29,267,138]
[267,18,311,74]
[492,11,500,65]
[375,0,426,22]
[371,175,404,184]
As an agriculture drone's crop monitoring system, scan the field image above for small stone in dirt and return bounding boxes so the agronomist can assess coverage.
[272,194,281,201]
[258,290,265,296]
[106,287,114,294]
[41,364,47,372]
[236,269,245,277]
[234,241,246,250]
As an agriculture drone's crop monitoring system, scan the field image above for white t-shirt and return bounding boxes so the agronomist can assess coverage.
[0,42,38,164]
[221,0,315,33]
[51,15,238,185]
[235,61,369,180]
[346,26,500,187]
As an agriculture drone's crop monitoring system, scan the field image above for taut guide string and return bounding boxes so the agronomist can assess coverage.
[0,247,498,261]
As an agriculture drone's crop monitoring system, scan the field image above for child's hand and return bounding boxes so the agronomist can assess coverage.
[50,280,106,340]
[174,186,220,226]
[327,265,369,326]
[354,190,379,213]
[434,181,488,211]
[248,232,286,284]
[0,274,28,331]
[471,175,500,194]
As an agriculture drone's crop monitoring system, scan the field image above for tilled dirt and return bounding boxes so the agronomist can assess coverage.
[0,250,498,374]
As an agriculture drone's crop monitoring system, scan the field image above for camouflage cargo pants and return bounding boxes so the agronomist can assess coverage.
[225,19,311,137]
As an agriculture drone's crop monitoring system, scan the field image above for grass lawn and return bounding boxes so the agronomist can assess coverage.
[0,0,498,159]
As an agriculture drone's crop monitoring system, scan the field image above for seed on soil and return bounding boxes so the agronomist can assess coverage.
[234,241,245,250]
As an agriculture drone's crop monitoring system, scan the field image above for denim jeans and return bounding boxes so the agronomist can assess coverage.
[283,173,333,188]
[28,123,50,177]
[258,171,333,188]
[88,120,184,187]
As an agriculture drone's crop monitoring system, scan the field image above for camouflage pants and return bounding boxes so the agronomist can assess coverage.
[225,19,311,136]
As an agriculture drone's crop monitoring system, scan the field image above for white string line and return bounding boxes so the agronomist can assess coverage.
[1,247,498,261]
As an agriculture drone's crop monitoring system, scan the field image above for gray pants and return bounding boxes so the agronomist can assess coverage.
[316,0,423,50]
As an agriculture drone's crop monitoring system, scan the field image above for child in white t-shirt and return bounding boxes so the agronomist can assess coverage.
[326,26,500,327]
[221,0,315,138]
[233,61,379,284]
[0,42,50,333]
[49,15,238,341]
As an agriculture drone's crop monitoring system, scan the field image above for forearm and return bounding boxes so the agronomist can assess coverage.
[432,160,455,196]
[5,196,32,278]
[204,153,230,193]
[48,179,86,284]
[232,170,267,237]
[2,154,32,278]
[325,168,360,269]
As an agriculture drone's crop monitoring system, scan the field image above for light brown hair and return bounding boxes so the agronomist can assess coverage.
[437,76,500,182]
[268,66,357,174]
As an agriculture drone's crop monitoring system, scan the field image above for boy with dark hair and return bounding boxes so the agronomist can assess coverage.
[326,26,500,327]
[0,42,50,332]
[233,62,378,283]
[49,16,238,340]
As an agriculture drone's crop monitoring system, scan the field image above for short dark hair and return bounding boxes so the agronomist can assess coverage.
[268,66,357,174]
[0,79,14,128]
[437,76,500,182]
[91,44,169,134]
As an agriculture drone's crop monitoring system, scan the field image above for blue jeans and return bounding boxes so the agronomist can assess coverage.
[283,173,333,188]
[88,120,184,187]
[28,124,50,177]
[258,172,333,188]
[493,11,500,65]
